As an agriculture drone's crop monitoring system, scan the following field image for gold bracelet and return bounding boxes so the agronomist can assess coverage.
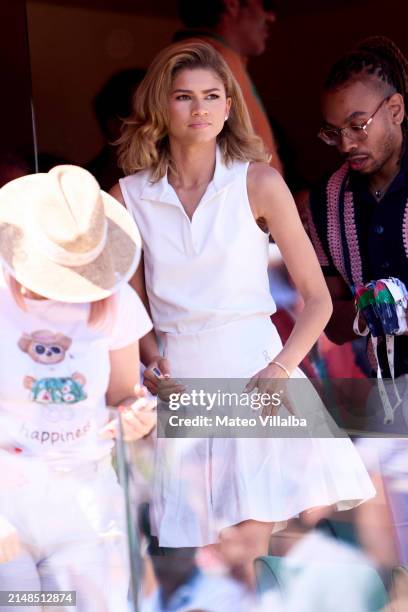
[269,360,291,378]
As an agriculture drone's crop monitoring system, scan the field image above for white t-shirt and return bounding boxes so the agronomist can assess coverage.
[0,275,152,469]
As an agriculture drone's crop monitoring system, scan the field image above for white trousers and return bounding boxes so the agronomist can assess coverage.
[0,454,129,612]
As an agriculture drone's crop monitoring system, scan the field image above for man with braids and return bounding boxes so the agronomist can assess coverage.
[309,36,408,428]
[308,38,408,567]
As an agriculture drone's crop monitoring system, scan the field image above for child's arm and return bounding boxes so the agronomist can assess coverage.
[103,342,156,441]
[0,515,21,564]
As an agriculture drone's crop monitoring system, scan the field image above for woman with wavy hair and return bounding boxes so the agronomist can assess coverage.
[111,41,374,577]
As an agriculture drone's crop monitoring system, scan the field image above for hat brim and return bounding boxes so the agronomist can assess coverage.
[0,174,141,302]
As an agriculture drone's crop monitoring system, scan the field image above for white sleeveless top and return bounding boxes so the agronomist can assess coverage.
[120,147,276,335]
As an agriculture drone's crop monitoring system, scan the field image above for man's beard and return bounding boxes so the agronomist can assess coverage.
[370,132,398,175]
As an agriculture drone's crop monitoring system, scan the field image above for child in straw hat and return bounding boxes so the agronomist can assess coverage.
[0,165,155,610]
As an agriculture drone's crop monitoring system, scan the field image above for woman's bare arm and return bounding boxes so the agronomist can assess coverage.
[247,163,333,374]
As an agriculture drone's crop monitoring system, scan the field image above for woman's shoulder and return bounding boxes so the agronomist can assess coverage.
[246,163,292,219]
[248,161,281,180]
[110,169,152,205]
[247,162,284,194]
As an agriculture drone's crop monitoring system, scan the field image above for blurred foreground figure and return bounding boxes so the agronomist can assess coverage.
[0,165,155,611]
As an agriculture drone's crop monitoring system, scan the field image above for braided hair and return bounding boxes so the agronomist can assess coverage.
[325,36,408,132]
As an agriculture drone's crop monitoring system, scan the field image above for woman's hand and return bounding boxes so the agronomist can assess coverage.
[101,384,157,441]
[144,357,185,401]
[0,516,21,564]
[245,363,294,417]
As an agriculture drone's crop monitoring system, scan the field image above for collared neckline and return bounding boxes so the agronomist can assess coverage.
[140,146,243,209]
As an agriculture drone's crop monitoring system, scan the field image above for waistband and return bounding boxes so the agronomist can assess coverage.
[158,316,282,379]
[159,315,278,343]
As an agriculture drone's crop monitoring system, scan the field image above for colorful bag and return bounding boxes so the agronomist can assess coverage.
[353,282,383,337]
[373,278,408,335]
[353,278,408,423]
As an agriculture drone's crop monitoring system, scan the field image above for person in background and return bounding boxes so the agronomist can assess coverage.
[308,36,408,430]
[174,0,283,174]
[138,505,255,612]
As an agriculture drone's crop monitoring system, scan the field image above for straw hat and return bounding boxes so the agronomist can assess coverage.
[0,165,141,302]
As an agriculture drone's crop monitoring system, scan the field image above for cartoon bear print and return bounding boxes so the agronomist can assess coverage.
[18,330,87,404]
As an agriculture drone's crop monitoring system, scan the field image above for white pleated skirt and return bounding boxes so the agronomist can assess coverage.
[150,317,376,547]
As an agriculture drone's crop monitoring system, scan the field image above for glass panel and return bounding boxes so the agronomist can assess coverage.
[114,417,144,611]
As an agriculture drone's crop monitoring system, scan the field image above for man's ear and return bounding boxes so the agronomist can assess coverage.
[388,92,405,125]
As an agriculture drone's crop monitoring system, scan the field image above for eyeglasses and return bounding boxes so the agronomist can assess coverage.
[318,96,391,146]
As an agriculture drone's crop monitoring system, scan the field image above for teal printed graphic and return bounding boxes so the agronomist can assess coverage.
[27,376,87,404]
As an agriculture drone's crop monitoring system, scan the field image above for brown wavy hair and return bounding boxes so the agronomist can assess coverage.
[117,41,269,181]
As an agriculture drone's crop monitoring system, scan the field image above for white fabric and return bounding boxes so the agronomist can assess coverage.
[150,318,375,546]
[120,147,276,335]
[122,151,375,547]
[0,274,152,469]
[0,454,129,612]
[358,437,408,563]
[33,216,108,267]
